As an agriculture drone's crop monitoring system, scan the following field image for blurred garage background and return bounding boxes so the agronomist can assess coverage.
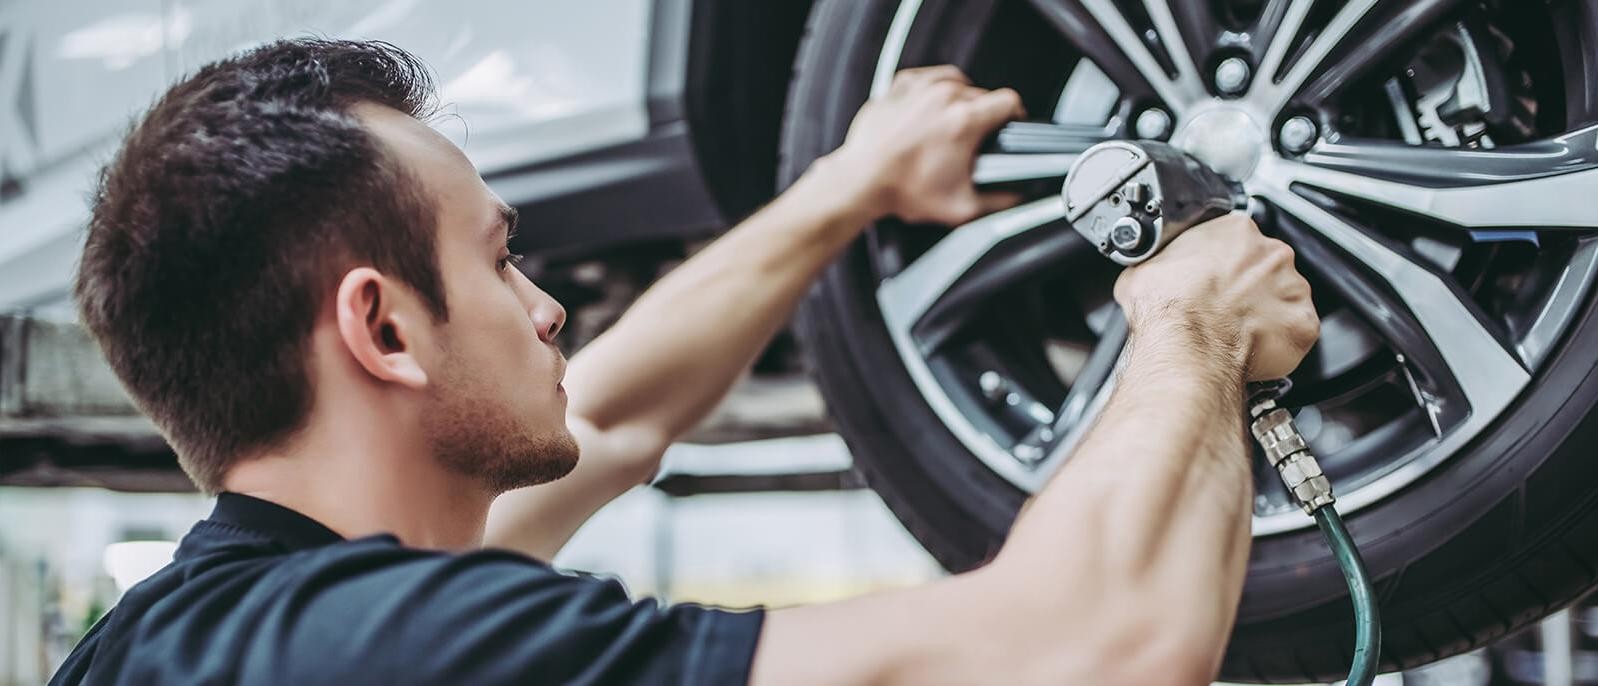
[0,1,951,682]
[0,0,1595,684]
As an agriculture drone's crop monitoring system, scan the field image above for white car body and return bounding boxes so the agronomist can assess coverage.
[0,0,654,311]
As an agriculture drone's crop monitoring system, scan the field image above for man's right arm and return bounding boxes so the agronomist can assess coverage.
[749,214,1318,685]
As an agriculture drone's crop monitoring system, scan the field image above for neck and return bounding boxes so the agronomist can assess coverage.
[222,323,498,550]
[222,400,495,551]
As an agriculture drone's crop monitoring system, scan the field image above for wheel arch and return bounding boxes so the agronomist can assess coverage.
[681,0,817,222]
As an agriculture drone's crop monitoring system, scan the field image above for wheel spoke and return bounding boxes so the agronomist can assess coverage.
[1027,0,1204,111]
[1274,210,1462,433]
[1303,126,1598,189]
[1054,309,1125,431]
[1258,176,1530,431]
[915,226,1093,351]
[1246,0,1295,65]
[1253,0,1380,116]
[877,197,1069,354]
[1274,133,1598,230]
[1170,0,1222,73]
[1140,0,1203,95]
[1296,0,1467,108]
[1253,0,1315,89]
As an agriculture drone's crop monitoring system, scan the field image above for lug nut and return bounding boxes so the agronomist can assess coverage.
[1214,57,1251,95]
[1134,107,1173,140]
[1278,115,1319,154]
[979,371,1006,400]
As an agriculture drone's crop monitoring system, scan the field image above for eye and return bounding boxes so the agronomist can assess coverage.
[497,252,525,272]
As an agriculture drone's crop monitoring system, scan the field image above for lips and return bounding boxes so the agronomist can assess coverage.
[553,351,567,392]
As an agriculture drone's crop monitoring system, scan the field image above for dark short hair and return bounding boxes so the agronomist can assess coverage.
[76,39,449,493]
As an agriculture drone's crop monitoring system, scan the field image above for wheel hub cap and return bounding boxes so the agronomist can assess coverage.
[1171,106,1266,182]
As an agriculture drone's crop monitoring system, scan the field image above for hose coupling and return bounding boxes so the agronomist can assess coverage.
[1249,397,1335,514]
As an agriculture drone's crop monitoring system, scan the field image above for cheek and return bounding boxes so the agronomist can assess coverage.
[446,273,553,386]
[444,286,527,355]
[465,276,535,337]
[483,287,552,376]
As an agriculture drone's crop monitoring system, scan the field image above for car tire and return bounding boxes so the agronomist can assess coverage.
[779,0,1598,680]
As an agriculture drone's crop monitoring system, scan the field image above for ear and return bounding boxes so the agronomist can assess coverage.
[333,267,431,389]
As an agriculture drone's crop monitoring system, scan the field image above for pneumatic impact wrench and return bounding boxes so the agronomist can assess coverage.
[1060,140,1381,686]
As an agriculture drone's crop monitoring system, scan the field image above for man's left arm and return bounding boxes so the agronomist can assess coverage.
[485,67,1023,559]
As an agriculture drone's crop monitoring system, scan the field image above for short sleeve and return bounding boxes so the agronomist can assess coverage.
[238,540,765,686]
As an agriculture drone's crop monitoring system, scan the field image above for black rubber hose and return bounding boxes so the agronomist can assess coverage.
[1313,506,1382,686]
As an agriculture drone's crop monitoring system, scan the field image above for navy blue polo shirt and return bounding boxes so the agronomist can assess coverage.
[50,493,764,685]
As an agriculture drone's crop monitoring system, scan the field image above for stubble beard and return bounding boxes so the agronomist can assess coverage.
[423,359,580,494]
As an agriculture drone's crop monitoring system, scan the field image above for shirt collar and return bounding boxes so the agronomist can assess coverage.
[208,492,344,550]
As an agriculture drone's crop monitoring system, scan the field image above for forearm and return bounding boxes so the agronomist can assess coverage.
[992,316,1254,681]
[486,160,880,559]
[753,154,1311,684]
[564,157,878,446]
[758,329,1253,686]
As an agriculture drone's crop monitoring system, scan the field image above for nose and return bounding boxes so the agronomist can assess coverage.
[526,282,566,343]
[535,298,566,343]
[511,267,566,342]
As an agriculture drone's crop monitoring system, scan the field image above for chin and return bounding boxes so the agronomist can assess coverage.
[523,427,582,486]
[546,433,580,477]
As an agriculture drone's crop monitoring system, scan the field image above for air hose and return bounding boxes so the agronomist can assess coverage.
[1249,384,1381,686]
[1313,506,1381,686]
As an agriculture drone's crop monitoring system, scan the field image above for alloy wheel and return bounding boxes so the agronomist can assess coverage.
[868,0,1598,534]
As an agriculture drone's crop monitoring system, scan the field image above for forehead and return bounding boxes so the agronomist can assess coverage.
[352,103,501,244]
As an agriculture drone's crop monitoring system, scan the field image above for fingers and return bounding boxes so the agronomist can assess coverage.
[960,88,1026,137]
[892,66,1023,121]
[891,65,971,94]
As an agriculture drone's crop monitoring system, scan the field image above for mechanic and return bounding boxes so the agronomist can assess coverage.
[52,38,1317,685]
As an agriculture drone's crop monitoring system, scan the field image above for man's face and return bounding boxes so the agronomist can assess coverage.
[358,105,578,493]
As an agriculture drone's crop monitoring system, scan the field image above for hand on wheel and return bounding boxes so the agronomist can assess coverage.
[827,66,1026,226]
[1113,213,1320,381]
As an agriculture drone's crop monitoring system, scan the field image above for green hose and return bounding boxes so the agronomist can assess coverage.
[1312,505,1381,686]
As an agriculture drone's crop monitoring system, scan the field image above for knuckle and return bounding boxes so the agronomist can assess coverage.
[1274,240,1296,261]
[1292,274,1313,299]
[931,79,964,98]
[1293,313,1321,349]
[1220,213,1256,232]
[947,104,978,132]
[1263,239,1294,267]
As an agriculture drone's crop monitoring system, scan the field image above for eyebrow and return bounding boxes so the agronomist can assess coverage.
[488,204,519,245]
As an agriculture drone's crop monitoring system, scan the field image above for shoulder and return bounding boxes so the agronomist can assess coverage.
[271,537,610,613]
[256,541,766,686]
[61,536,763,686]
